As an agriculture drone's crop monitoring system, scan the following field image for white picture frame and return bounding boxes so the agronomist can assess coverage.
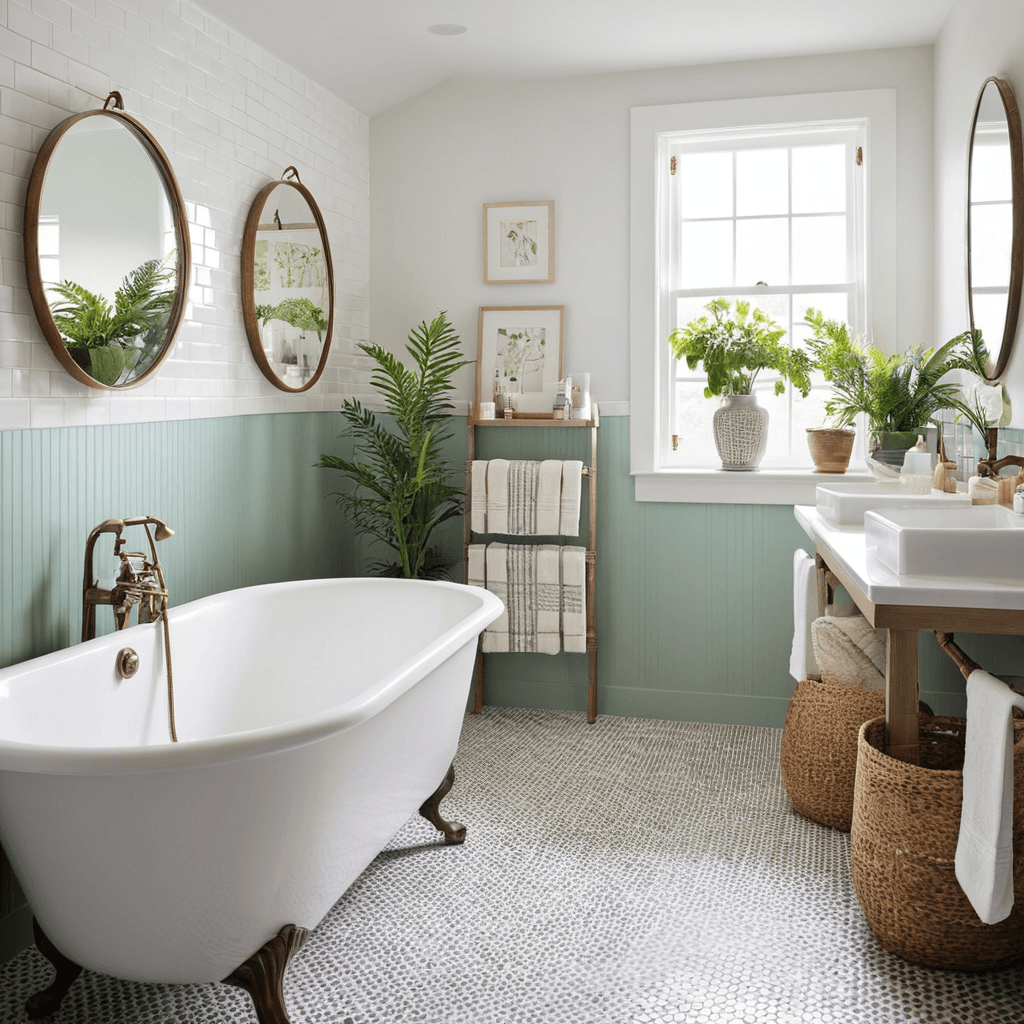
[483,200,555,284]
[477,305,565,411]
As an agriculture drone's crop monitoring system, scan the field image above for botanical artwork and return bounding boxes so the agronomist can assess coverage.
[500,219,538,267]
[484,201,554,283]
[273,241,325,289]
[496,325,547,391]
[477,306,563,407]
[253,239,271,292]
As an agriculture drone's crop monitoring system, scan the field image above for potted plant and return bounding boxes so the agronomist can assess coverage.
[319,311,472,579]
[804,309,971,466]
[49,257,176,386]
[668,298,812,470]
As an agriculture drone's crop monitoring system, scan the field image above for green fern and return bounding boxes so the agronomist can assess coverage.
[318,311,472,580]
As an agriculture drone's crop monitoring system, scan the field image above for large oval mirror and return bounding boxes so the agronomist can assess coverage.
[967,76,1024,380]
[23,94,190,389]
[241,169,334,392]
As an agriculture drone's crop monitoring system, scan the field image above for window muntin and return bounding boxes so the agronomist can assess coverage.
[661,124,867,467]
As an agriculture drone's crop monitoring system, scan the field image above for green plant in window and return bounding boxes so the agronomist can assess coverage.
[668,298,812,398]
[804,309,980,434]
[318,311,472,580]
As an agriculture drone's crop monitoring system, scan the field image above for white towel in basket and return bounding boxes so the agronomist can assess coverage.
[955,669,1024,924]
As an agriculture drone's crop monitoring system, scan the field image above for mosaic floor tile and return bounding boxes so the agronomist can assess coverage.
[0,708,1020,1023]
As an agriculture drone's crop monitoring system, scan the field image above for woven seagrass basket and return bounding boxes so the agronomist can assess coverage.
[850,714,1024,970]
[780,677,931,832]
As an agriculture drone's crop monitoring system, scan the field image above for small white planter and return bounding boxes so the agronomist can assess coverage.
[713,394,769,471]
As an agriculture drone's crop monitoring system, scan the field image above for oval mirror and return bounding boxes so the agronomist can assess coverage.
[23,94,191,389]
[241,169,334,392]
[967,76,1024,380]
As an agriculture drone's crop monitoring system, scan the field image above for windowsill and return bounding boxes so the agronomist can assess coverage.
[632,467,874,505]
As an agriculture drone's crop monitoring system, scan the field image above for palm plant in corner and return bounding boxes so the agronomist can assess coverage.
[319,311,472,579]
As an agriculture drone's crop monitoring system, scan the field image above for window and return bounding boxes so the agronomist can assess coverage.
[665,125,866,466]
[630,90,898,503]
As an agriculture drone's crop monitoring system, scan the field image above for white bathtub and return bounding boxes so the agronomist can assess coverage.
[0,577,501,988]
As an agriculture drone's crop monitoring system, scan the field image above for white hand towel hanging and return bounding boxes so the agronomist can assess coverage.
[789,550,819,681]
[470,461,488,534]
[561,545,586,653]
[955,669,1024,924]
[485,460,510,535]
[535,461,563,535]
[467,543,486,590]
[482,542,509,652]
[559,460,583,536]
[536,544,561,655]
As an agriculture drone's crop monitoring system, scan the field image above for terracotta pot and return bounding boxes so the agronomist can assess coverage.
[806,427,855,473]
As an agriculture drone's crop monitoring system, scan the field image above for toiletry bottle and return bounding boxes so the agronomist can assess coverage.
[900,435,933,493]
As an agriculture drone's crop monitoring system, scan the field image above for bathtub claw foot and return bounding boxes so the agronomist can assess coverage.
[25,918,83,1020]
[418,762,466,844]
[223,923,308,1024]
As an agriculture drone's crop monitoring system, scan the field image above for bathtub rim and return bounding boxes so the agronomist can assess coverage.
[0,577,502,776]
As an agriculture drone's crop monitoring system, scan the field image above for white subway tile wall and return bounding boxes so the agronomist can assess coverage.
[0,0,375,430]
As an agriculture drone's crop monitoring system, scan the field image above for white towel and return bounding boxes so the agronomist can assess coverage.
[811,614,886,691]
[482,542,508,652]
[789,550,820,681]
[507,460,540,535]
[561,545,586,653]
[536,544,561,655]
[955,669,1024,924]
[485,460,510,535]
[559,461,583,536]
[467,543,486,589]
[536,461,563,535]
[470,461,488,534]
[506,543,540,652]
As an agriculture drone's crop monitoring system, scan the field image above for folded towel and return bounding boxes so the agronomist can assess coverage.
[536,544,561,655]
[536,461,563,535]
[470,461,488,534]
[559,461,583,536]
[811,614,886,690]
[482,542,509,652]
[955,669,1024,924]
[467,543,486,589]
[789,550,819,681]
[486,460,510,535]
[561,545,586,653]
[508,460,540,535]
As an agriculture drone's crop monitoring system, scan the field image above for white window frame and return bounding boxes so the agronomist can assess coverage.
[630,90,897,504]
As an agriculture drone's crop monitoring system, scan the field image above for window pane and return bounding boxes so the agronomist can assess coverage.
[971,202,1013,287]
[792,388,835,437]
[679,220,732,287]
[972,291,1008,353]
[971,141,1012,203]
[736,148,788,216]
[673,381,719,457]
[753,383,791,457]
[792,145,846,213]
[736,218,789,287]
[792,216,847,284]
[678,151,733,218]
[674,294,719,332]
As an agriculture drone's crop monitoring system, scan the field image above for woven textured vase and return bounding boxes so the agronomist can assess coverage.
[850,714,1024,970]
[712,394,768,471]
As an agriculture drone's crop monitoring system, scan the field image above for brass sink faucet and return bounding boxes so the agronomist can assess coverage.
[82,516,175,642]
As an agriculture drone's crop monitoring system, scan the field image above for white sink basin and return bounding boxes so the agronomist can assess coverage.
[815,480,971,526]
[864,505,1024,579]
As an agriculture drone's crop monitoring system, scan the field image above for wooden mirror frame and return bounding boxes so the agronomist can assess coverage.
[23,94,191,390]
[966,76,1024,381]
[241,169,335,392]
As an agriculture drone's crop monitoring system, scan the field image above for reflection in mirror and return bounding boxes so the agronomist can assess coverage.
[24,98,190,389]
[242,170,334,391]
[967,77,1024,380]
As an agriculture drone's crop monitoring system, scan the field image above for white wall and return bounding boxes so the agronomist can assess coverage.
[935,0,1024,424]
[0,0,371,431]
[370,46,935,408]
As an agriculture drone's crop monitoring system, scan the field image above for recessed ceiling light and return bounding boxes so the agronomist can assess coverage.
[427,24,467,36]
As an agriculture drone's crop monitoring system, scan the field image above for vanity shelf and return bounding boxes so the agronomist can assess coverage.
[465,405,599,722]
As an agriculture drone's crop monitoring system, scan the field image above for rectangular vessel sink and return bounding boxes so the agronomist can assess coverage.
[864,505,1024,579]
[816,480,970,526]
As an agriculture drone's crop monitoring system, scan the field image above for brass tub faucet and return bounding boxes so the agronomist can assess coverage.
[82,516,174,642]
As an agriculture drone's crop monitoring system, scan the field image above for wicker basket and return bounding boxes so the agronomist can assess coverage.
[780,677,931,832]
[850,714,1024,970]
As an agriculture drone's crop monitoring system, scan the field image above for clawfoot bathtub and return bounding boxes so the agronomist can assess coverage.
[0,577,502,1023]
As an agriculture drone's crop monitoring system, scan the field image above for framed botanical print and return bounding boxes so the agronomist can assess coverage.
[483,200,555,284]
[477,305,564,412]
